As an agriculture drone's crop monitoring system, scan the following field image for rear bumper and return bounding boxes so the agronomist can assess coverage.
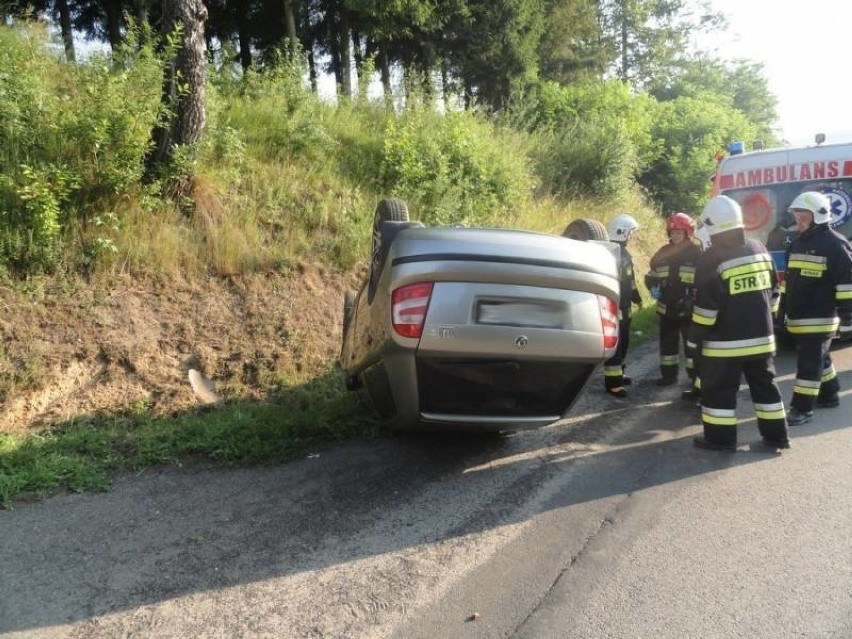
[362,351,598,431]
[417,357,595,418]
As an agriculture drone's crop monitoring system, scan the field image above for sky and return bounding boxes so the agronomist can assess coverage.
[706,0,852,146]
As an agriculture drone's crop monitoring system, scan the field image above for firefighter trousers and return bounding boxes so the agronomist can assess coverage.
[685,339,703,396]
[658,316,694,382]
[791,334,839,413]
[700,356,789,447]
[604,317,631,391]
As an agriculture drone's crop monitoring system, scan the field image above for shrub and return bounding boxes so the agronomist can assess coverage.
[640,93,759,213]
[379,109,533,226]
[0,23,160,273]
[507,80,656,200]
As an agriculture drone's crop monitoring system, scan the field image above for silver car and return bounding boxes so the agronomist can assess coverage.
[340,199,620,431]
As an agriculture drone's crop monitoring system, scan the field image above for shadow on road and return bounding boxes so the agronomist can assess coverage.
[2,348,850,633]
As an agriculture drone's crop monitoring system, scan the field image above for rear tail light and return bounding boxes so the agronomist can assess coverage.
[392,282,434,338]
[598,295,619,349]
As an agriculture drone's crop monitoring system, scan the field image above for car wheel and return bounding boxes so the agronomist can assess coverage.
[343,290,356,335]
[562,218,609,242]
[369,198,409,300]
[370,199,409,272]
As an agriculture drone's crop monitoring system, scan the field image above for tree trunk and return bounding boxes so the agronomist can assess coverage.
[420,64,433,105]
[307,42,318,93]
[56,0,76,62]
[620,2,629,83]
[351,26,362,94]
[282,0,298,58]
[330,39,343,94]
[145,0,208,198]
[104,0,124,51]
[238,22,252,71]
[464,79,474,110]
[339,8,352,98]
[237,0,252,71]
[135,0,148,25]
[441,59,450,109]
[378,45,392,109]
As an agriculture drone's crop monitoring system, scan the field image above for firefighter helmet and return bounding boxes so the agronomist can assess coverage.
[788,191,831,225]
[607,213,640,242]
[701,196,743,236]
[666,212,695,237]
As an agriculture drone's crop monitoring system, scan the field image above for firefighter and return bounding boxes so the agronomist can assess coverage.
[645,212,702,387]
[782,191,852,425]
[683,226,713,404]
[603,213,643,397]
[690,195,790,451]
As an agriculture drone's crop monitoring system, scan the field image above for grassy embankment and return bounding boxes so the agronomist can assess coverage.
[0,25,668,505]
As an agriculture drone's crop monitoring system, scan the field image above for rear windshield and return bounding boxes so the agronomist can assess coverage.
[721,178,852,248]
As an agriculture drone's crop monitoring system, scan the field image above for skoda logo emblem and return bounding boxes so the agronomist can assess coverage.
[515,335,529,348]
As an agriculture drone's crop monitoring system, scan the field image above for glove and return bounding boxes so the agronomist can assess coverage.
[649,285,662,300]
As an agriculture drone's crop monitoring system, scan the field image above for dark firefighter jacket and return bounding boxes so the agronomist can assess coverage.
[690,238,778,359]
[782,223,852,336]
[618,245,642,319]
[645,240,702,318]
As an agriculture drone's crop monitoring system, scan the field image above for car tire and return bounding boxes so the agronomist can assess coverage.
[342,290,356,335]
[370,199,409,271]
[369,198,410,301]
[562,218,609,242]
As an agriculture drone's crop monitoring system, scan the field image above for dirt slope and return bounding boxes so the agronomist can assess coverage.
[0,263,357,433]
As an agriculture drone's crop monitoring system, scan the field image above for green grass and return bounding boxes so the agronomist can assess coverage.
[629,305,660,345]
[0,368,379,507]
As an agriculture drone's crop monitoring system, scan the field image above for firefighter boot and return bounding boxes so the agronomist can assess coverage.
[787,408,813,426]
[693,436,736,452]
[815,395,840,408]
[760,437,791,450]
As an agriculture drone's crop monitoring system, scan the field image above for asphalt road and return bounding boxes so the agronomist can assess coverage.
[3,337,852,638]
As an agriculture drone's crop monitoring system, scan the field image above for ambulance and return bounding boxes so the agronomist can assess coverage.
[711,135,852,336]
[712,136,852,257]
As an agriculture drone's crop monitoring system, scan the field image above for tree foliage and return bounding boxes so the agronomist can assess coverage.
[0,0,782,269]
[538,0,609,84]
[649,56,778,140]
[640,92,758,214]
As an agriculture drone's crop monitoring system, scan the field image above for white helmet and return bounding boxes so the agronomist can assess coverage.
[701,195,743,236]
[607,213,640,242]
[788,191,831,225]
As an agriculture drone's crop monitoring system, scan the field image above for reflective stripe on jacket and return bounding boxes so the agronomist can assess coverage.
[648,241,702,318]
[691,239,777,359]
[784,224,852,335]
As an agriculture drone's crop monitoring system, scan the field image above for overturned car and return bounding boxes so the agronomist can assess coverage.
[340,198,621,431]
